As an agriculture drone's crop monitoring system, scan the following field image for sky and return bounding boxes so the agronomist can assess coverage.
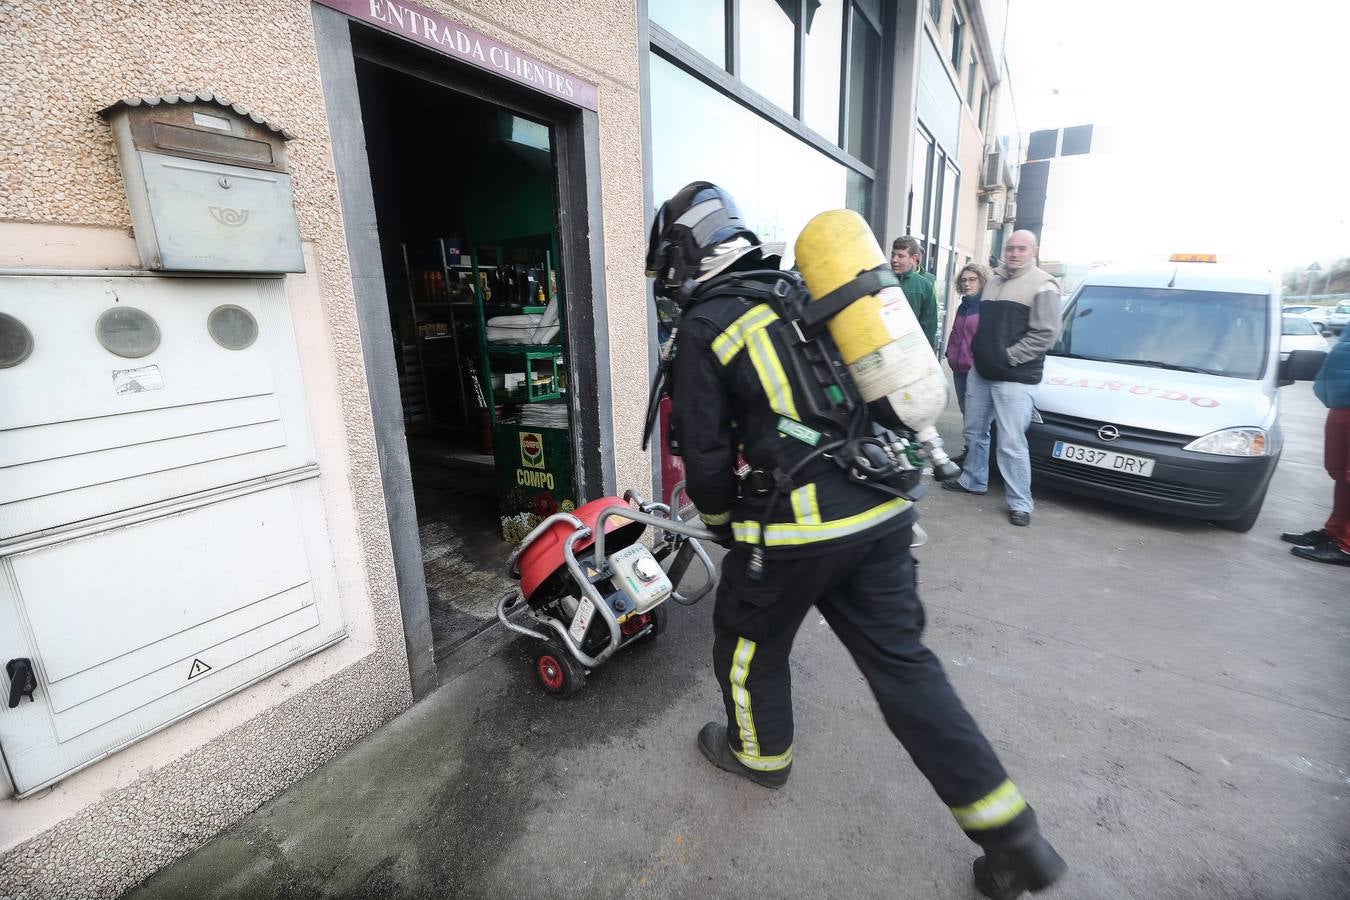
[1001,0,1350,273]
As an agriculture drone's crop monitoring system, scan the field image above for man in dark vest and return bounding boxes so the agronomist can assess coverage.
[943,230,1061,527]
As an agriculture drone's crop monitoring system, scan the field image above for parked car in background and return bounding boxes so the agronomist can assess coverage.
[1289,305,1335,335]
[1282,304,1318,316]
[1326,300,1350,334]
[1281,315,1328,360]
[1027,261,1327,533]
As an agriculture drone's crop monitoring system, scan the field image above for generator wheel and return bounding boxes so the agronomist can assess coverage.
[533,642,584,698]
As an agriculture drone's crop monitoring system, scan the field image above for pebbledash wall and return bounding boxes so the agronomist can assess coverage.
[0,1,648,898]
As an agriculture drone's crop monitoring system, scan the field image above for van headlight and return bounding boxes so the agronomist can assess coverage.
[1029,405,1043,424]
[1183,428,1271,456]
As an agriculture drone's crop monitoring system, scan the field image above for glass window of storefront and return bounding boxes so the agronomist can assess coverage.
[649,0,726,66]
[942,162,959,249]
[844,4,880,165]
[935,161,960,337]
[739,0,797,112]
[647,0,895,499]
[647,0,884,252]
[910,129,934,254]
[652,1,882,160]
[650,55,868,263]
[802,0,845,140]
[950,6,964,69]
[906,124,961,348]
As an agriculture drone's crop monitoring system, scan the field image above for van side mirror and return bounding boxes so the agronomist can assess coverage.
[1278,349,1326,386]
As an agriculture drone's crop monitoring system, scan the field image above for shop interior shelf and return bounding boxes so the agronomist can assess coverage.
[485,344,563,355]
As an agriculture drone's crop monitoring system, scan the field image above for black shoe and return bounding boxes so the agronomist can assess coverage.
[942,480,987,496]
[1291,543,1350,566]
[696,723,790,789]
[973,832,1067,899]
[1009,510,1031,527]
[953,449,968,466]
[1281,528,1330,547]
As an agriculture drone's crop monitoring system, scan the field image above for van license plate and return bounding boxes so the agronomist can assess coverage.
[1052,441,1156,477]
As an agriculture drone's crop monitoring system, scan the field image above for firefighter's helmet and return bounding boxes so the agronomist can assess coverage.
[645,181,764,304]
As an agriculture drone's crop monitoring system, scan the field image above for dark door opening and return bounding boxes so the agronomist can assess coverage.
[354,59,577,663]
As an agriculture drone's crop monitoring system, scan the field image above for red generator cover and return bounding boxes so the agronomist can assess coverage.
[517,497,646,601]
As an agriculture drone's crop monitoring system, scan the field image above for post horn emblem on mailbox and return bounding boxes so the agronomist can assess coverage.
[209,207,251,227]
[99,91,304,273]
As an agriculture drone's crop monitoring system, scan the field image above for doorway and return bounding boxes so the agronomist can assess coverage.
[315,10,617,695]
[354,59,577,665]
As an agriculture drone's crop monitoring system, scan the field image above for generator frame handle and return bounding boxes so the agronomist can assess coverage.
[590,507,714,559]
[496,503,719,670]
[505,511,586,579]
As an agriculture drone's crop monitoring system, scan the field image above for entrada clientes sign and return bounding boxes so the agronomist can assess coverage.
[315,0,600,111]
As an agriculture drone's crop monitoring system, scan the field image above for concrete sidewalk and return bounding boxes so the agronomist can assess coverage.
[128,384,1350,899]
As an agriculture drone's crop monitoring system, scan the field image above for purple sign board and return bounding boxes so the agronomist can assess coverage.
[315,0,599,111]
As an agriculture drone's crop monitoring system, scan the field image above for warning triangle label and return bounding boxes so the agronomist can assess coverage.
[187,658,212,680]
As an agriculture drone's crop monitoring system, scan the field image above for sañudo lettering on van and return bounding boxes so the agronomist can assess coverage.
[1045,376,1220,408]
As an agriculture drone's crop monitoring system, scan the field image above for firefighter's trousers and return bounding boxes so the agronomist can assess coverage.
[712,524,1037,847]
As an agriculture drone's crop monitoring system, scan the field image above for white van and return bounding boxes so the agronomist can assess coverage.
[1026,261,1327,532]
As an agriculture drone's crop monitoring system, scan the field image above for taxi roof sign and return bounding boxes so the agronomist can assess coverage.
[1169,253,1217,263]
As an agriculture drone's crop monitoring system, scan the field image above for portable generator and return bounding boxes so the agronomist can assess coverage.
[496,488,716,697]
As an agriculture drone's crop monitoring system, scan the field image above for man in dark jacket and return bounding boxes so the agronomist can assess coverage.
[649,183,1065,899]
[943,230,1060,527]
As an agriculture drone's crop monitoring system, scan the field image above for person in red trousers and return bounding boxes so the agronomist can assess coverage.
[1282,328,1350,566]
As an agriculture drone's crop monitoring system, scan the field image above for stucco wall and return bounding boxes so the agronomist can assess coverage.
[956,110,988,265]
[0,0,647,897]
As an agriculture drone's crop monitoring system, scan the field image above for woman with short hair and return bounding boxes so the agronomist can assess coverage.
[945,263,989,464]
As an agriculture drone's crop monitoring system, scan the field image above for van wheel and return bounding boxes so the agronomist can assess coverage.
[1213,488,1267,534]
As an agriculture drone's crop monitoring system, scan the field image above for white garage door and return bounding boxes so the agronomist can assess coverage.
[0,274,345,796]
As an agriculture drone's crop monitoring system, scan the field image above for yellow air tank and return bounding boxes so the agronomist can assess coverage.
[794,209,958,477]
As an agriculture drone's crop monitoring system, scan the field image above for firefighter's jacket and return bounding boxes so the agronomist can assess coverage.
[670,279,916,558]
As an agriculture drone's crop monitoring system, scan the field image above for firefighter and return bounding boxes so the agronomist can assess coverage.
[645,182,1067,899]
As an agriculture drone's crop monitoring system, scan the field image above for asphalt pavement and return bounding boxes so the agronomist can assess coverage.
[128,379,1349,900]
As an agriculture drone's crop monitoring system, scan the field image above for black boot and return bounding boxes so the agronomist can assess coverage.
[696,722,790,789]
[973,831,1067,899]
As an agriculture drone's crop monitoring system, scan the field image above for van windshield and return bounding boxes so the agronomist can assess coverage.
[1051,285,1269,379]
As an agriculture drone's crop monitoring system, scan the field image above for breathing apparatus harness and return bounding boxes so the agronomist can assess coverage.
[643,265,926,580]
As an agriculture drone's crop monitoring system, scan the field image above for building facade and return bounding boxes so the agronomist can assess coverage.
[909,0,1016,342]
[0,2,1006,896]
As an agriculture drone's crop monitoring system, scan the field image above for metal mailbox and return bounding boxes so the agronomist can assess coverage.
[100,92,305,273]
